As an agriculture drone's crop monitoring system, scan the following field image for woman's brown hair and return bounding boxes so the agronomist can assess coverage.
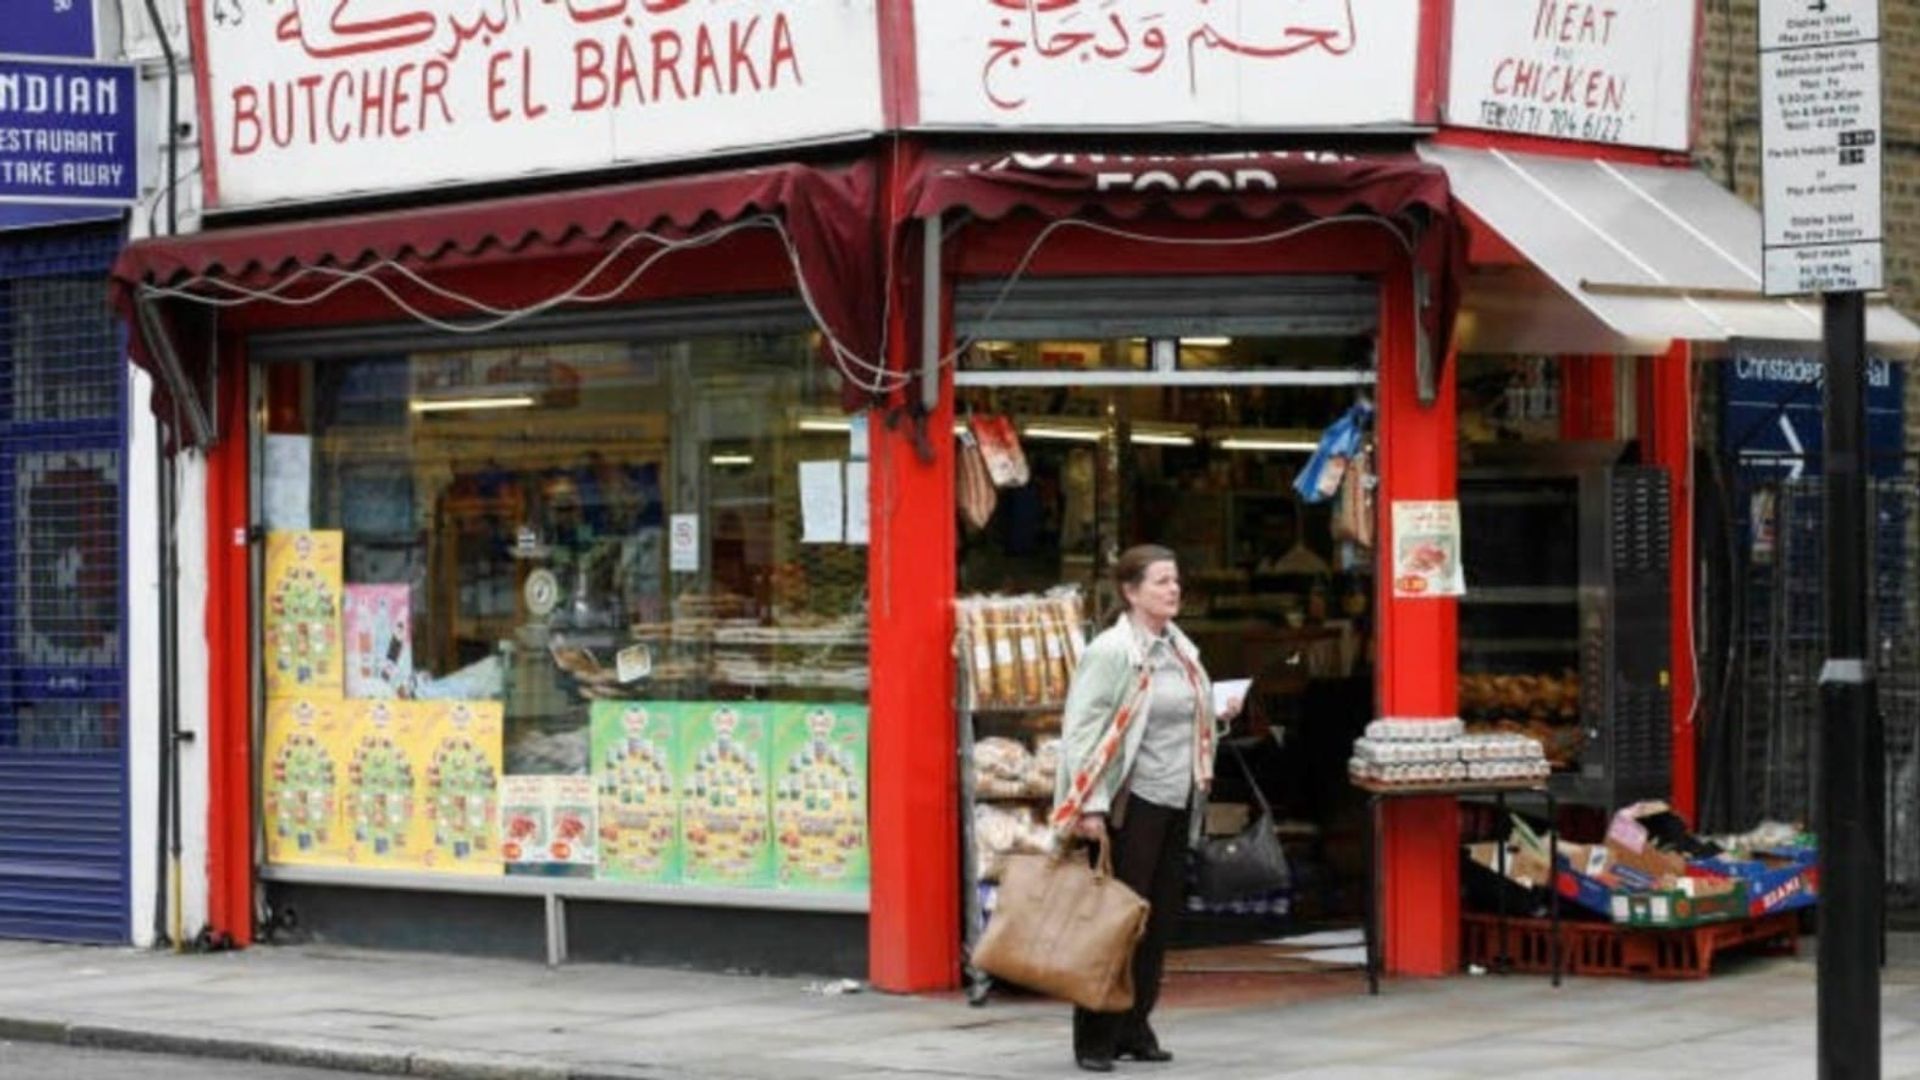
[1111,544,1178,610]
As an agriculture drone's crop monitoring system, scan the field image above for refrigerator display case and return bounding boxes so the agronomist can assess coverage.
[1459,443,1672,810]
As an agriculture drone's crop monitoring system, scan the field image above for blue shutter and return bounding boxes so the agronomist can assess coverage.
[0,225,129,944]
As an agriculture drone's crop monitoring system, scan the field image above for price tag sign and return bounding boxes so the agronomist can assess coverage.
[1759,0,1883,295]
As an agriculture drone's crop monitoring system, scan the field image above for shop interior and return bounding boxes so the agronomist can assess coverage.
[258,325,874,894]
[955,332,1380,950]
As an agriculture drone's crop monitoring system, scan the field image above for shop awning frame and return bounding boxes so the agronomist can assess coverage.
[903,149,1468,405]
[1421,143,1920,358]
[111,161,887,448]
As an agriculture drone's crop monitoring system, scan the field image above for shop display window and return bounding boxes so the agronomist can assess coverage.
[254,324,870,895]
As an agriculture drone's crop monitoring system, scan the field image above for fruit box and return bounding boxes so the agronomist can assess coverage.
[1690,852,1819,916]
[1608,882,1749,928]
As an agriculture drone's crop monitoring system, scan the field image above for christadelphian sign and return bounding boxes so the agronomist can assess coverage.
[913,0,1420,129]
[189,0,883,209]
[1446,0,1698,150]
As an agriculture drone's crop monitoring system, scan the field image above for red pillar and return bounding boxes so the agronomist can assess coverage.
[1374,266,1461,977]
[1647,342,1697,824]
[1559,355,1616,441]
[204,342,254,947]
[866,281,962,992]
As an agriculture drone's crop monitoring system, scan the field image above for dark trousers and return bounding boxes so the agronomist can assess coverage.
[1072,794,1189,1060]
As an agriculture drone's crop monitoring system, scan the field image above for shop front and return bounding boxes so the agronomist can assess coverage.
[0,14,143,945]
[889,148,1472,978]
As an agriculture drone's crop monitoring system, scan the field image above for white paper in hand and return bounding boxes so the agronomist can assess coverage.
[1212,679,1251,719]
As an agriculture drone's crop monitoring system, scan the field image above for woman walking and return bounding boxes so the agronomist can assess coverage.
[1051,545,1241,1072]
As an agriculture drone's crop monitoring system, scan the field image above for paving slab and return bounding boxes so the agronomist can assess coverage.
[0,938,1907,1078]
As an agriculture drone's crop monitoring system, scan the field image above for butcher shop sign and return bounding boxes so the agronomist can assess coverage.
[188,0,883,209]
[1391,500,1465,599]
[913,0,1421,129]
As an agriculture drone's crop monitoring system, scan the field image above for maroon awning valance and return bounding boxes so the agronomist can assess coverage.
[112,160,881,445]
[907,150,1454,227]
[905,149,1464,397]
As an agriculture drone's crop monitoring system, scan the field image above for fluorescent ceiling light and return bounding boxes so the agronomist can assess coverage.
[1218,438,1319,453]
[798,418,854,433]
[409,395,536,414]
[1024,425,1104,443]
[1182,337,1233,348]
[1130,425,1197,447]
[710,454,755,467]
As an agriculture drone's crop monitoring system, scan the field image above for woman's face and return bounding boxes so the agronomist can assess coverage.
[1125,560,1181,623]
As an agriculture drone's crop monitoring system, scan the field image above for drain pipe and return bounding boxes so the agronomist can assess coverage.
[139,0,180,236]
[139,0,184,948]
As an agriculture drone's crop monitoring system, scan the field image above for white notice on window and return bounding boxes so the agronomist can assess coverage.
[844,461,869,545]
[263,434,313,530]
[669,513,700,573]
[799,461,845,544]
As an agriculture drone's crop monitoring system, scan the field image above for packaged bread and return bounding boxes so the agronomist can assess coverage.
[986,602,1021,706]
[1033,600,1069,702]
[958,599,998,708]
[1014,605,1045,704]
[1030,736,1062,794]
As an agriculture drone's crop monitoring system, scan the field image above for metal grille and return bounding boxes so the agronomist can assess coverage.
[1734,475,1920,903]
[0,226,128,944]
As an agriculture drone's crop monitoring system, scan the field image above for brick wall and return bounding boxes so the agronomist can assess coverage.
[1694,0,1919,315]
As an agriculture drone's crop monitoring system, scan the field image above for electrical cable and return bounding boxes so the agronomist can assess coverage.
[140,203,1426,397]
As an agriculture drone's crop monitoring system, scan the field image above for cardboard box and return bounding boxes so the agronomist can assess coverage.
[1693,853,1819,916]
[1614,883,1749,928]
[1605,837,1688,884]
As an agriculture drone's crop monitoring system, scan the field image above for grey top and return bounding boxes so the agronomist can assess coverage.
[1127,633,1197,810]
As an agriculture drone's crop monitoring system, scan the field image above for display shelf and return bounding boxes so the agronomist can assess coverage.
[1461,638,1581,654]
[262,863,867,969]
[261,862,868,912]
[1461,587,1580,606]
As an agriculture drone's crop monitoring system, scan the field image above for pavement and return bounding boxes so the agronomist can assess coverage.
[0,936,1917,1079]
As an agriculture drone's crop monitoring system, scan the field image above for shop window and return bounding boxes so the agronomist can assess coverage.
[256,323,871,897]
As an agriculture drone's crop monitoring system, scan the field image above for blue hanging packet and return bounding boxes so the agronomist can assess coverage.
[1293,401,1373,505]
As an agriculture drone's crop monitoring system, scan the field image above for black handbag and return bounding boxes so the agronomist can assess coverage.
[1192,741,1291,902]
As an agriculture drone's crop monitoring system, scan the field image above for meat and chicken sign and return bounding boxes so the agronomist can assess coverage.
[913,0,1420,128]
[191,0,884,208]
[1446,0,1698,151]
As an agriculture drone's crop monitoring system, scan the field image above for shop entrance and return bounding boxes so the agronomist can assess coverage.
[954,275,1382,968]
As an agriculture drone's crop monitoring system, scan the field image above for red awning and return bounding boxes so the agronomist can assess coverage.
[908,150,1454,226]
[112,160,882,445]
[904,149,1464,377]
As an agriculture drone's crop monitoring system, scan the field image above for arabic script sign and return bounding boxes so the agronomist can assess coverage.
[912,0,1419,128]
[190,0,883,208]
[1445,0,1697,150]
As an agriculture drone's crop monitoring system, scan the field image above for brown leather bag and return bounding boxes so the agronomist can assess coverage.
[971,842,1148,1012]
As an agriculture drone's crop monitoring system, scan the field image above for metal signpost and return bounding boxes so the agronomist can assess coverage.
[1760,2,1883,1076]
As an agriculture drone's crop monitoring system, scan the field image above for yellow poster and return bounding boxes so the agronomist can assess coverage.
[420,701,504,876]
[265,531,344,699]
[343,700,426,870]
[262,697,351,867]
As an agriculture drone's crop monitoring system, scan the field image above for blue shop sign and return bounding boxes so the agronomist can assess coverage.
[1720,342,1905,478]
[0,56,137,204]
[0,2,97,60]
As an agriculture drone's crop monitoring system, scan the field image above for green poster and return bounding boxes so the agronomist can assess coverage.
[590,702,682,884]
[772,704,869,893]
[678,702,774,888]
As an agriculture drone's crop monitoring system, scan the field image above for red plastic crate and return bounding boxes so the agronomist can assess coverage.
[1461,912,1800,980]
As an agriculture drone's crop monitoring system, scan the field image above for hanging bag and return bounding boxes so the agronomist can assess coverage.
[971,840,1148,1011]
[957,431,999,531]
[1192,742,1293,902]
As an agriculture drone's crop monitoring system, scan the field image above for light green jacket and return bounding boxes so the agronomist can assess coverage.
[1048,617,1218,835]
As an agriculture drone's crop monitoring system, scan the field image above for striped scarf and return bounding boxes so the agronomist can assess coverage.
[1048,620,1214,836]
